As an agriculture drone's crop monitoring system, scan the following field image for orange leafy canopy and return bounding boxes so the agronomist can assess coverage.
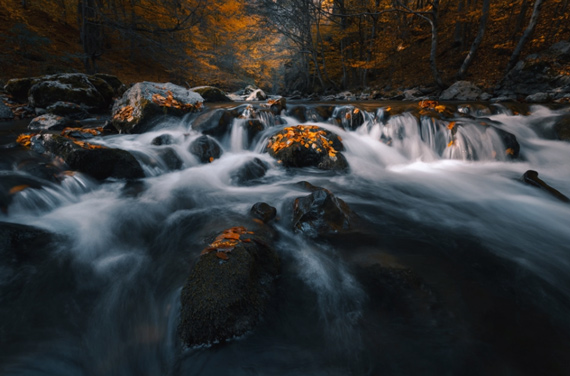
[200,226,254,260]
[267,125,340,159]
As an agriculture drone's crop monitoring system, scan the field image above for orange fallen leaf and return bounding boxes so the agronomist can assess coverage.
[505,148,515,155]
[447,140,454,147]
[9,185,29,194]
[447,122,456,130]
[209,157,214,163]
[216,252,229,260]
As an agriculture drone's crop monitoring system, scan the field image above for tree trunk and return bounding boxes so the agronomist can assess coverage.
[505,0,544,74]
[457,0,490,79]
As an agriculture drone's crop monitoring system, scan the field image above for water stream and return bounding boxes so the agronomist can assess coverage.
[1,102,570,375]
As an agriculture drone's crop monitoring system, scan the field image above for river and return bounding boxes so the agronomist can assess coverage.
[1,101,570,375]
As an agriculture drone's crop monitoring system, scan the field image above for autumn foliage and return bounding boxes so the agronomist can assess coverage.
[201,226,255,260]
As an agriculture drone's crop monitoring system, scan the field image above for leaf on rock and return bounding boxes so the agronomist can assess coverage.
[9,185,29,194]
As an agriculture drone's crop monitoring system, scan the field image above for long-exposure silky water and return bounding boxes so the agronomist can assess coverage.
[2,102,570,375]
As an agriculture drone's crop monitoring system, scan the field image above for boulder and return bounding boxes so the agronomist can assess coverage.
[191,109,236,138]
[287,106,307,123]
[94,73,127,96]
[28,114,76,131]
[191,86,232,102]
[21,133,144,180]
[111,82,203,134]
[46,101,89,119]
[189,135,223,163]
[250,202,277,223]
[4,77,37,102]
[151,134,175,146]
[243,119,265,144]
[440,81,488,101]
[27,74,114,110]
[522,170,570,203]
[331,105,366,130]
[292,185,356,237]
[230,158,269,186]
[268,97,286,115]
[0,100,14,120]
[179,225,279,347]
[525,92,550,103]
[156,148,183,171]
[266,125,348,171]
[493,127,520,159]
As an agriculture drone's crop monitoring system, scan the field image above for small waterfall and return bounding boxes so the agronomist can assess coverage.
[229,119,247,152]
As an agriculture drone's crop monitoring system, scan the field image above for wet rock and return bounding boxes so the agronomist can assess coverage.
[46,101,89,119]
[525,92,550,103]
[292,186,356,237]
[287,106,307,123]
[493,127,520,159]
[250,202,277,223]
[231,158,269,186]
[16,159,63,183]
[151,134,174,146]
[554,115,570,141]
[4,77,37,102]
[157,147,183,171]
[522,170,570,203]
[191,86,232,102]
[25,134,144,180]
[268,97,286,115]
[28,74,113,110]
[179,225,279,347]
[28,114,76,131]
[0,221,56,261]
[191,109,236,138]
[112,82,203,134]
[0,172,46,212]
[189,135,223,163]
[313,105,335,121]
[440,81,488,101]
[266,125,348,171]
[331,105,365,130]
[242,119,265,144]
[0,100,14,120]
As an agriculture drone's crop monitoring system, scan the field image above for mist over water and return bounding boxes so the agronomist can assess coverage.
[2,103,570,375]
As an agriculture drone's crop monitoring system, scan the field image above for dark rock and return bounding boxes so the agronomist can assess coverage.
[94,73,126,96]
[46,101,89,119]
[525,92,550,103]
[86,75,116,106]
[231,158,269,186]
[331,106,365,130]
[269,97,287,115]
[243,119,265,144]
[287,106,307,123]
[28,74,111,110]
[191,86,232,102]
[493,127,520,159]
[27,134,144,180]
[250,202,277,223]
[0,100,14,120]
[266,125,348,171]
[522,170,570,203]
[313,105,335,121]
[151,134,174,146]
[4,77,37,102]
[179,226,279,347]
[553,115,570,141]
[440,81,488,101]
[0,172,46,212]
[111,82,203,134]
[0,221,56,261]
[61,127,103,140]
[157,147,183,170]
[28,114,76,131]
[292,186,356,237]
[191,109,236,138]
[16,159,63,183]
[189,135,223,163]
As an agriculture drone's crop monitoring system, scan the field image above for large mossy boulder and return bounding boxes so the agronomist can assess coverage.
[4,77,37,102]
[111,82,203,134]
[266,125,348,171]
[292,183,356,237]
[179,225,280,347]
[191,86,232,102]
[21,133,144,180]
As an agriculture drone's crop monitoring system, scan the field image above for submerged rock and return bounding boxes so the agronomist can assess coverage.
[112,82,203,134]
[191,86,232,102]
[522,170,570,203]
[266,125,348,171]
[151,134,175,146]
[189,135,223,163]
[179,225,279,347]
[292,185,356,237]
[231,157,269,186]
[21,133,144,180]
[250,202,277,223]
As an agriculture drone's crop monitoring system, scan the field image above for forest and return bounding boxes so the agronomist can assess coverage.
[0,0,569,94]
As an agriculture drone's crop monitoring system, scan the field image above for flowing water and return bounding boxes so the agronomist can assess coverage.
[1,102,570,375]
